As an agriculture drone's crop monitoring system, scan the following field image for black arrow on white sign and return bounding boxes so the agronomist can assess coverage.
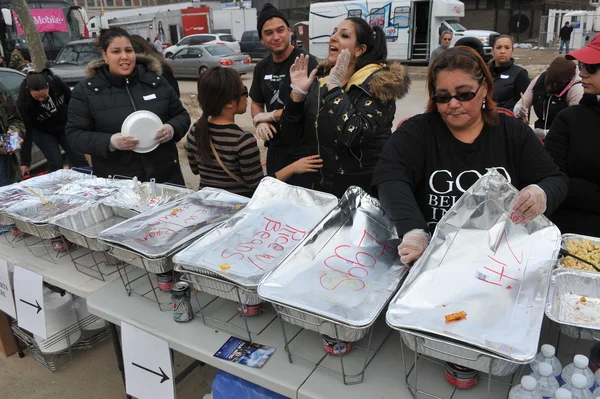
[19,299,42,314]
[132,362,170,383]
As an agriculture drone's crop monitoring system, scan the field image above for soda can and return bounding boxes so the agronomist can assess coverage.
[156,271,174,292]
[171,282,193,322]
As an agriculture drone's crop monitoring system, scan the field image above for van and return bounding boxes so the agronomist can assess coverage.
[240,30,269,59]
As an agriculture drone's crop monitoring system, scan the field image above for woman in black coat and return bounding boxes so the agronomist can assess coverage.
[17,69,89,175]
[488,35,530,111]
[65,27,190,184]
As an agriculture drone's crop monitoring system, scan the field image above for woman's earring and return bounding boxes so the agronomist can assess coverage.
[482,98,486,109]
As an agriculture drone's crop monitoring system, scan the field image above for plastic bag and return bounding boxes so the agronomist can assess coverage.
[212,371,290,399]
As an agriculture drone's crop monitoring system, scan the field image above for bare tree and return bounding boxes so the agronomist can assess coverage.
[11,0,47,71]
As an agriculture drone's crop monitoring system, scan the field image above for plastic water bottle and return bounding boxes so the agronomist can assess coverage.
[532,344,563,379]
[509,375,542,398]
[555,388,572,399]
[560,355,596,390]
[564,374,594,399]
[537,363,561,398]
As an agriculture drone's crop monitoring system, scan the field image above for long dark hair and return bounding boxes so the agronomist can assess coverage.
[97,27,131,52]
[427,46,498,125]
[195,67,245,164]
[129,34,173,71]
[345,17,387,71]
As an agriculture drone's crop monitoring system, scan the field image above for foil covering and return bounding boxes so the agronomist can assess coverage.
[545,268,600,332]
[386,169,561,363]
[5,195,91,224]
[0,184,32,225]
[99,188,249,258]
[173,177,339,289]
[21,169,93,193]
[56,178,126,202]
[258,186,409,328]
[102,180,193,214]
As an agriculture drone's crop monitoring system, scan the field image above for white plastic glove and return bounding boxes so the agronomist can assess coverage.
[109,133,139,151]
[255,122,277,141]
[253,111,276,127]
[326,49,351,89]
[289,53,318,94]
[513,102,529,119]
[397,229,431,265]
[510,184,547,224]
[154,124,174,143]
[533,127,548,140]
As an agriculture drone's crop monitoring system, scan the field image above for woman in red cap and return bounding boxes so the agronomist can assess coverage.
[545,35,600,237]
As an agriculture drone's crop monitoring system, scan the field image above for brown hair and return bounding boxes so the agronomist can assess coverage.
[426,46,498,125]
[493,34,514,47]
[129,34,173,71]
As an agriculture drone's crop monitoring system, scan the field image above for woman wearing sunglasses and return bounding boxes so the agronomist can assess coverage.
[544,36,600,237]
[372,47,568,264]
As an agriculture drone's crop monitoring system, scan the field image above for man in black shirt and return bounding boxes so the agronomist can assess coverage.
[250,3,318,187]
[559,22,573,54]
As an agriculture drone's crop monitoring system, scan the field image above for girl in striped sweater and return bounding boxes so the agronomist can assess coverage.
[185,66,321,197]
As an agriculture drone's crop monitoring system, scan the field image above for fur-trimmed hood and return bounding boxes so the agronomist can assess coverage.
[317,61,411,103]
[86,53,163,77]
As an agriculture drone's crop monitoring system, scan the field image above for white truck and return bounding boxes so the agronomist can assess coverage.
[309,0,498,62]
[212,8,257,41]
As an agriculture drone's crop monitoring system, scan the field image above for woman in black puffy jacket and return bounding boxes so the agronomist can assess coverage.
[488,35,530,111]
[65,27,190,184]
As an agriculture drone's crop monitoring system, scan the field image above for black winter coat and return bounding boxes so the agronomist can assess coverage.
[65,55,190,184]
[545,94,600,237]
[488,59,530,111]
[17,69,71,167]
[280,62,411,198]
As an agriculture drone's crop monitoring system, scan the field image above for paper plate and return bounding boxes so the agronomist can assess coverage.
[121,110,163,154]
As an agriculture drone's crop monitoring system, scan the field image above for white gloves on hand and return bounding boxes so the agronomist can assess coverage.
[510,184,547,224]
[289,53,318,94]
[154,124,174,143]
[532,127,548,140]
[109,133,139,151]
[255,122,277,141]
[253,111,276,127]
[513,102,529,119]
[397,229,431,265]
[327,49,351,89]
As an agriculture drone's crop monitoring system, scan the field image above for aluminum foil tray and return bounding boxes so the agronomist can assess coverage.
[173,177,339,289]
[52,204,127,251]
[22,169,93,193]
[99,188,249,258]
[400,329,522,376]
[0,184,32,225]
[5,195,91,224]
[179,271,262,305]
[14,219,60,239]
[545,268,600,339]
[108,245,173,274]
[558,233,600,274]
[258,186,409,330]
[102,181,193,216]
[55,177,126,202]
[387,170,561,363]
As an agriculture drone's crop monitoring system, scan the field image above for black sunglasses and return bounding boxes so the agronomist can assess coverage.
[582,63,600,75]
[432,83,482,104]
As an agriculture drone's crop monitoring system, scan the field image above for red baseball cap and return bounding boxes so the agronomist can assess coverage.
[566,34,600,64]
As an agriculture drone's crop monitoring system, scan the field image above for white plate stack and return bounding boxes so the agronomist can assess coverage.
[34,288,82,354]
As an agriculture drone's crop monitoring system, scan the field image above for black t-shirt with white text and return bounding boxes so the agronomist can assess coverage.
[372,112,567,235]
[250,47,317,152]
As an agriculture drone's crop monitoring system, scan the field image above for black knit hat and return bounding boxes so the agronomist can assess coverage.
[257,3,290,39]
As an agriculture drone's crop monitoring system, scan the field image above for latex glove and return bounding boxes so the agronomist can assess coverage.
[255,122,277,141]
[154,124,174,143]
[109,133,139,151]
[533,127,548,140]
[326,49,351,89]
[513,102,529,119]
[289,155,323,174]
[289,53,318,94]
[510,184,547,224]
[20,165,29,176]
[253,111,276,127]
[397,229,430,265]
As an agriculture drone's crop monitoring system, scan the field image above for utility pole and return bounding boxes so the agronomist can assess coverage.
[11,0,47,71]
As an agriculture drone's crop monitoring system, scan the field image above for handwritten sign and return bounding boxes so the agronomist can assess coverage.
[475,228,523,290]
[14,266,46,339]
[319,229,399,292]
[0,260,16,318]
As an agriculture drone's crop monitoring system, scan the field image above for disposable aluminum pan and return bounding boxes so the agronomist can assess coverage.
[173,177,339,290]
[14,219,60,240]
[386,170,561,363]
[22,169,93,193]
[558,233,600,274]
[545,268,600,341]
[102,182,193,218]
[107,245,173,274]
[51,203,127,252]
[399,329,522,376]
[258,186,409,340]
[179,270,262,305]
[0,184,32,226]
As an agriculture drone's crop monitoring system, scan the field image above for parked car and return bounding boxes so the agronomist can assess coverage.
[0,68,51,171]
[166,44,253,79]
[49,39,102,87]
[164,34,240,58]
[240,30,269,59]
